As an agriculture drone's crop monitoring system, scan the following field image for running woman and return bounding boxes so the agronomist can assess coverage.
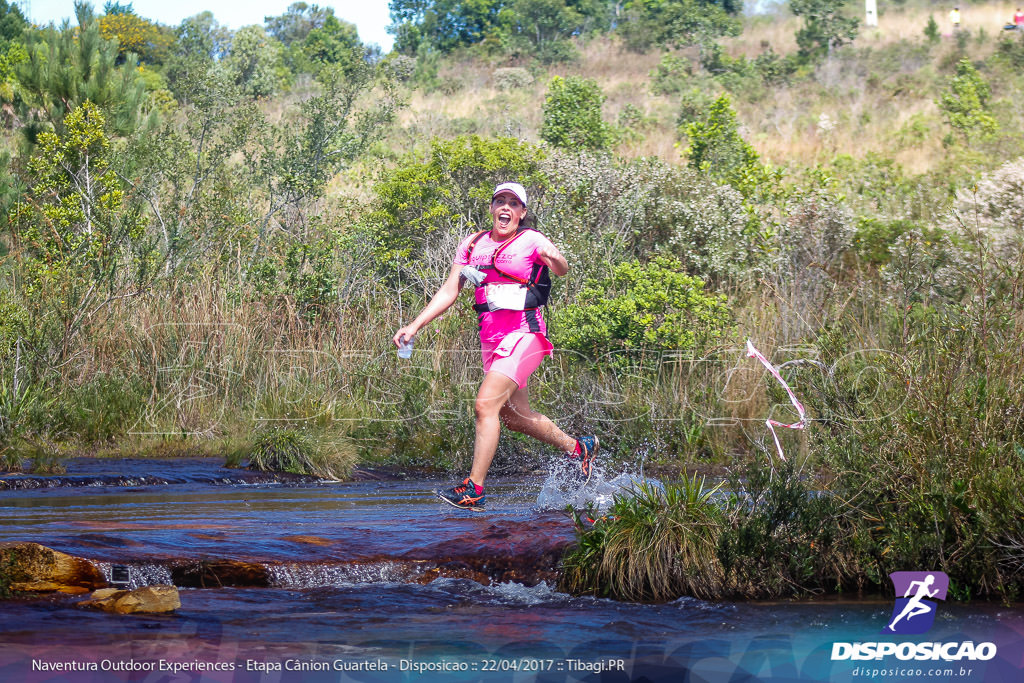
[393,182,598,511]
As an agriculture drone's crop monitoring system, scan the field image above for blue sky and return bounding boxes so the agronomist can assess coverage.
[22,0,396,51]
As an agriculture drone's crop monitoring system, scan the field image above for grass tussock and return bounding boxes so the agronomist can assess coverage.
[234,426,357,481]
[560,476,726,601]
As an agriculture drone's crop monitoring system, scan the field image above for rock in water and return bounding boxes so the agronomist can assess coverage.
[0,542,106,593]
[80,585,181,614]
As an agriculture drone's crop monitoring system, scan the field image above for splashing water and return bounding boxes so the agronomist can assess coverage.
[96,561,173,589]
[429,578,571,606]
[268,561,413,588]
[534,460,664,513]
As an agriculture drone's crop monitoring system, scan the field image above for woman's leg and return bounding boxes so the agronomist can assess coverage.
[499,385,576,453]
[468,371,520,486]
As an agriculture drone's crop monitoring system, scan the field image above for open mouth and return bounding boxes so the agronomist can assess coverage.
[498,213,512,226]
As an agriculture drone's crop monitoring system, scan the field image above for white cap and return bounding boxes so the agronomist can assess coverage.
[492,182,528,206]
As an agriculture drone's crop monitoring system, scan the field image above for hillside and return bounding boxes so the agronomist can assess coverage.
[381,2,1022,174]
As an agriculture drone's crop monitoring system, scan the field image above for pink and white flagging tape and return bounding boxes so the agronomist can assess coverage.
[745,340,807,462]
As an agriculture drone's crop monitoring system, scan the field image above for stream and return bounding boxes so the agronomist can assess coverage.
[0,458,1021,682]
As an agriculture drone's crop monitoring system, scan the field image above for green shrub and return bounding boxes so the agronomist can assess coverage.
[493,66,533,90]
[682,94,775,196]
[0,291,26,358]
[540,75,614,151]
[718,462,853,598]
[826,153,951,224]
[368,135,547,265]
[649,53,691,95]
[220,25,283,98]
[616,103,655,145]
[247,225,343,322]
[561,476,726,601]
[537,153,763,284]
[618,0,741,53]
[55,373,150,445]
[810,279,1024,601]
[790,0,860,61]
[853,217,920,266]
[938,59,998,145]
[0,351,58,471]
[995,31,1024,68]
[699,42,751,77]
[752,47,802,85]
[675,86,715,127]
[549,256,732,358]
[535,38,578,65]
[924,15,940,44]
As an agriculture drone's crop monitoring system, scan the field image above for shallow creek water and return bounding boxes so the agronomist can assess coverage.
[0,459,1020,682]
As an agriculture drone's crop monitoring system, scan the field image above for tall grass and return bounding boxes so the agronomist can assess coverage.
[235,425,356,480]
[561,475,726,601]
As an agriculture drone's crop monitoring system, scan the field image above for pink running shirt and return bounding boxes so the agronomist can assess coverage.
[454,229,556,344]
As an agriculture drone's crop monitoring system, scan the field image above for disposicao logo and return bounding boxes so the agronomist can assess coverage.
[883,571,949,635]
[831,570,997,663]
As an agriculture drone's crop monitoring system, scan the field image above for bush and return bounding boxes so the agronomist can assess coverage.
[0,382,49,467]
[770,189,857,315]
[535,38,578,65]
[682,94,776,196]
[655,175,762,282]
[649,53,691,95]
[790,0,860,61]
[98,12,172,64]
[699,42,751,77]
[247,226,344,322]
[560,476,726,601]
[815,334,1024,601]
[718,462,853,598]
[368,135,547,270]
[540,75,614,151]
[954,157,1024,235]
[618,0,741,53]
[493,66,533,91]
[938,59,997,145]
[221,25,283,98]
[537,153,764,284]
[549,256,732,358]
[995,31,1024,68]
[853,217,919,267]
[924,15,940,44]
[55,373,150,445]
[675,86,715,127]
[752,47,800,85]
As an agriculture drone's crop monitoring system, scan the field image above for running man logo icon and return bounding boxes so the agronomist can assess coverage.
[883,571,949,635]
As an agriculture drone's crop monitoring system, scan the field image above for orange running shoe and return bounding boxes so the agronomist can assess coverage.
[436,477,486,511]
[567,435,600,485]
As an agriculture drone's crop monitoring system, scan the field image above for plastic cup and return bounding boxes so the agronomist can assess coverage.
[397,336,414,359]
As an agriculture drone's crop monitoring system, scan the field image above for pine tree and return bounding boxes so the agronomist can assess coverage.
[14,1,151,142]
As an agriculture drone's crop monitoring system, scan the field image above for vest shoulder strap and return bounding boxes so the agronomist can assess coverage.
[465,230,489,261]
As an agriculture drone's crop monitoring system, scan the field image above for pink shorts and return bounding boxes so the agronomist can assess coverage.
[481,332,554,388]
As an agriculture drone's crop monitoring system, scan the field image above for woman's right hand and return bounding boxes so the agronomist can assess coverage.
[393,324,419,348]
[392,263,464,347]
